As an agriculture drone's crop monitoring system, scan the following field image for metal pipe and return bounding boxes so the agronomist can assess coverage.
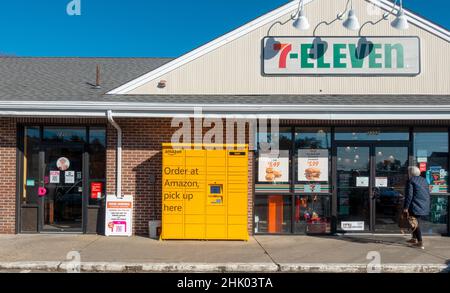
[107,110,122,198]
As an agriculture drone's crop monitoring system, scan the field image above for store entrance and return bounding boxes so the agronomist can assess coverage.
[39,144,84,232]
[335,143,409,233]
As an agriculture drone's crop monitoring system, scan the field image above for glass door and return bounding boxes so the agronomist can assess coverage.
[336,143,409,233]
[373,146,409,233]
[336,146,371,232]
[39,144,84,232]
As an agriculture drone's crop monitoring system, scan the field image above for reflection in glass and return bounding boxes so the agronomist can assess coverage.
[295,127,331,149]
[337,146,370,231]
[257,127,292,151]
[413,129,448,194]
[294,195,331,234]
[374,147,408,233]
[421,195,448,235]
[335,127,409,141]
[23,127,40,205]
[89,128,107,205]
[43,127,86,143]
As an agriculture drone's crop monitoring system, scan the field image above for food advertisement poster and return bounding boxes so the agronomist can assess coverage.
[258,151,289,182]
[298,149,328,182]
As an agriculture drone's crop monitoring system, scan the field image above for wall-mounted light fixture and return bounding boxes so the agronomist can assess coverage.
[359,0,409,36]
[267,0,409,37]
[292,0,310,31]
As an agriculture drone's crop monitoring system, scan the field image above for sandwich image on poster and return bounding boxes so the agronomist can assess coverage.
[258,151,289,182]
[298,149,328,182]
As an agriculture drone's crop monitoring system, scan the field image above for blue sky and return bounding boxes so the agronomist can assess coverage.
[0,0,448,57]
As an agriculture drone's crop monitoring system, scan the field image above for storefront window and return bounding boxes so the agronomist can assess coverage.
[257,127,292,151]
[295,128,331,193]
[421,195,448,235]
[413,128,449,194]
[295,127,331,149]
[43,127,86,143]
[256,127,291,187]
[254,195,291,234]
[335,127,409,141]
[294,195,331,234]
[413,128,449,235]
[23,126,40,205]
[89,128,107,205]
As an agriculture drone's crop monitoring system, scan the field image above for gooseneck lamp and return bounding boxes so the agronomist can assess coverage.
[292,0,310,31]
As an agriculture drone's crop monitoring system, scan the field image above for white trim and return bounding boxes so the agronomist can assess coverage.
[106,0,312,95]
[3,100,450,111]
[107,0,450,95]
[3,101,450,120]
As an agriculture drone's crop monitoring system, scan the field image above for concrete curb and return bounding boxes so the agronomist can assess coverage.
[279,263,449,273]
[0,262,448,273]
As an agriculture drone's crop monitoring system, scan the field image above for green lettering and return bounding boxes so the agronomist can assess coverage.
[333,44,347,68]
[348,44,365,68]
[317,43,330,68]
[385,44,404,68]
[301,44,314,68]
[369,44,382,68]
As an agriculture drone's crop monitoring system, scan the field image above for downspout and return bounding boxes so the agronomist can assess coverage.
[107,110,122,198]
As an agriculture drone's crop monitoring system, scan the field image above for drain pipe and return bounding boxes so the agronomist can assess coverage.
[107,110,122,198]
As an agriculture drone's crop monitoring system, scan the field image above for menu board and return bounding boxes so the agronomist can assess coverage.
[298,149,328,182]
[258,151,289,182]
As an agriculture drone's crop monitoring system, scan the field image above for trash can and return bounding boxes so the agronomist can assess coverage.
[149,220,161,239]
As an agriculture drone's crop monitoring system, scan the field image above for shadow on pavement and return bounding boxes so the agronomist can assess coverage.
[309,234,412,248]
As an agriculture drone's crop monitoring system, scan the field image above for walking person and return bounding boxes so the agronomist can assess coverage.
[404,166,430,249]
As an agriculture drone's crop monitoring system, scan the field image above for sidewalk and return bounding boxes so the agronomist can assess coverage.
[0,234,449,273]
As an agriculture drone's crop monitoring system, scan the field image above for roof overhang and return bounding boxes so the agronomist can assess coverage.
[2,101,450,120]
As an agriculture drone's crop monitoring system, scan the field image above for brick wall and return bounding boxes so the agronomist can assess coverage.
[0,117,254,236]
[0,118,16,234]
[106,118,255,236]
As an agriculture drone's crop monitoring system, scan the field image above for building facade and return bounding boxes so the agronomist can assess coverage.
[0,0,449,236]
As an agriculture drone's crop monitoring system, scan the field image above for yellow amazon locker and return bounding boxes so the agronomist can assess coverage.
[161,143,248,240]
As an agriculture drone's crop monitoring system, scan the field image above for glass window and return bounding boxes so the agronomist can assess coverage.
[257,127,292,151]
[294,195,331,234]
[413,128,448,194]
[43,127,86,143]
[295,128,331,189]
[421,195,448,235]
[89,128,106,205]
[295,127,331,149]
[254,195,291,234]
[335,127,409,141]
[256,127,292,185]
[23,127,40,205]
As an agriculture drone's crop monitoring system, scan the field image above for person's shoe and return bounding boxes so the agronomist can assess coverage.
[412,242,425,249]
[406,238,418,244]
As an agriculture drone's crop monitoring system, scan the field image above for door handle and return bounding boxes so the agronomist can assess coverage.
[371,187,380,200]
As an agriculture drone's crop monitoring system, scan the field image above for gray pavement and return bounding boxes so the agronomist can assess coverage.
[0,234,449,272]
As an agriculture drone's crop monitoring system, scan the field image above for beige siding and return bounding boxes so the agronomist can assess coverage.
[129,0,450,96]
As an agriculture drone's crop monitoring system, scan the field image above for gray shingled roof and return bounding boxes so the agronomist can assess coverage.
[0,57,173,101]
[0,57,449,106]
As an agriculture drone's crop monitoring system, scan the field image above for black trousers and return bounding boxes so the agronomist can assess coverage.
[412,215,422,242]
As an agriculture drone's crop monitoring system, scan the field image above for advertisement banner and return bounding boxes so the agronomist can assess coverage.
[105,195,133,237]
[298,149,328,182]
[263,36,420,75]
[258,151,289,182]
